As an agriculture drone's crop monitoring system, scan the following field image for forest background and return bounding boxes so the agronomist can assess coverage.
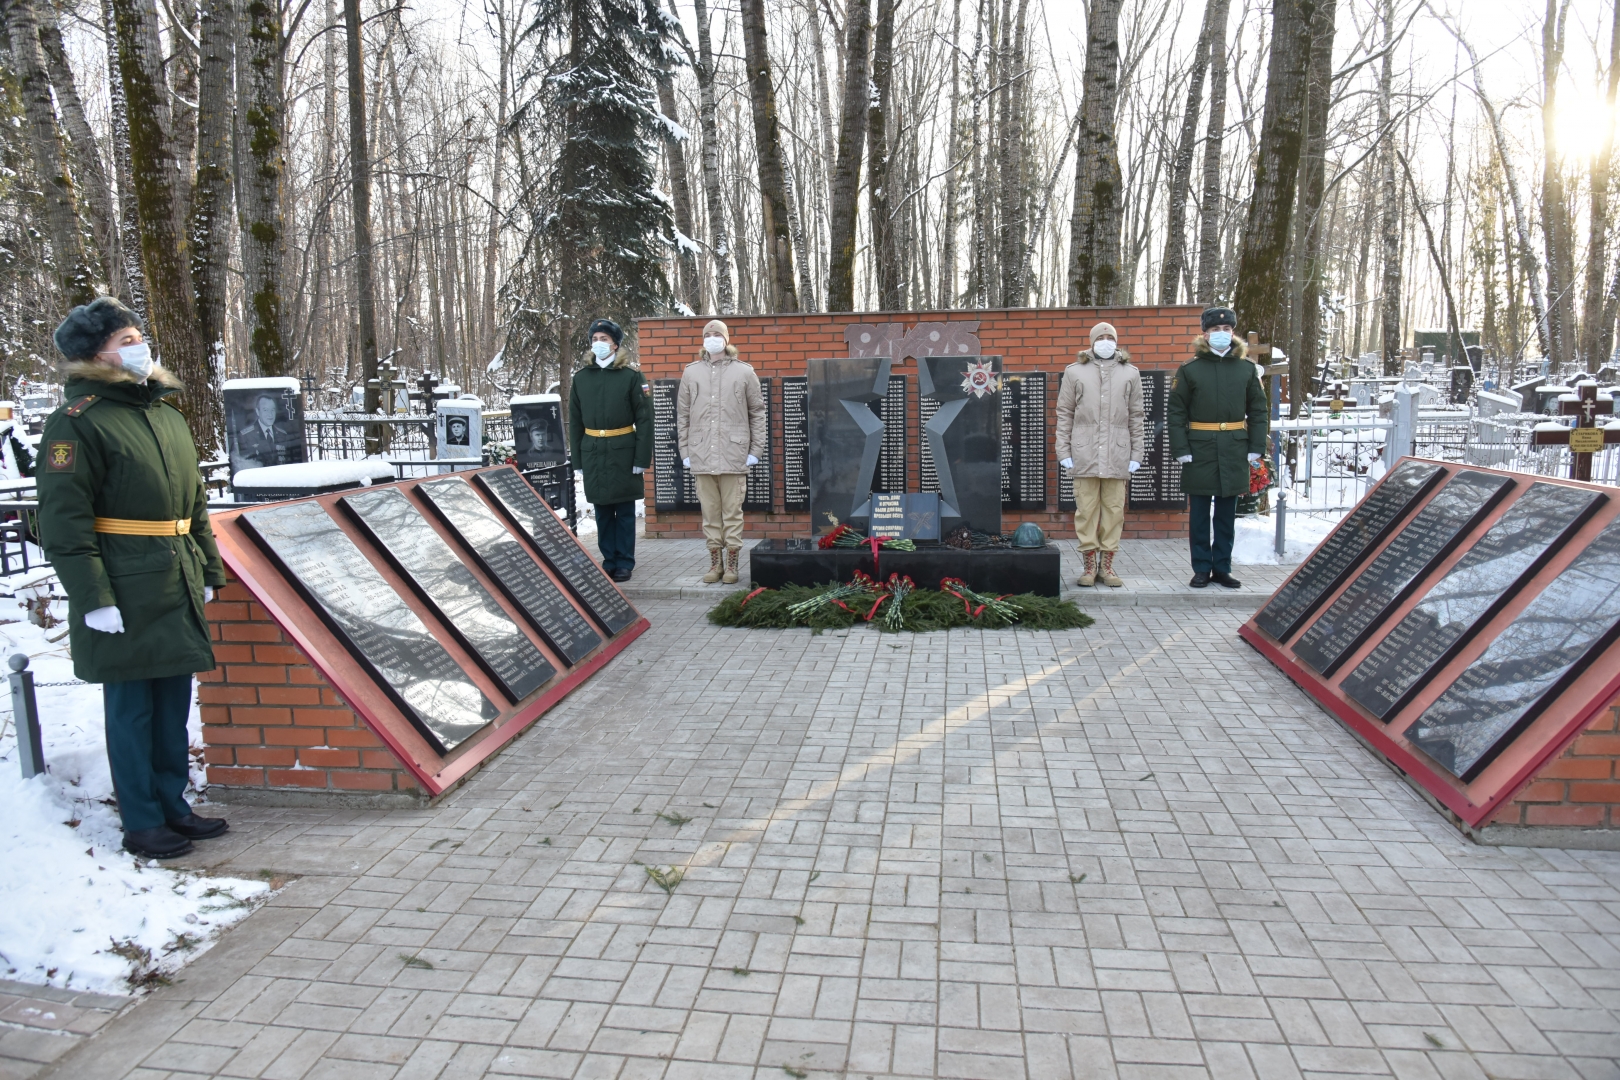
[0,0,1609,448]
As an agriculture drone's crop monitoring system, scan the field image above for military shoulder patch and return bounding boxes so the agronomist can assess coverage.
[46,441,76,473]
[63,395,99,417]
[642,383,651,395]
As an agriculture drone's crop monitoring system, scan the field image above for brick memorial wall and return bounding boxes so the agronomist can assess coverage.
[635,305,1207,540]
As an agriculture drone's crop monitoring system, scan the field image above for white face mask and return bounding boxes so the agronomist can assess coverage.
[1093,339,1116,359]
[704,336,726,355]
[117,342,153,380]
[591,340,614,365]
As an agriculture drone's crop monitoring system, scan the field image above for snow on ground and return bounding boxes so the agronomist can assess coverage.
[0,580,269,996]
[1232,508,1341,565]
[568,471,645,539]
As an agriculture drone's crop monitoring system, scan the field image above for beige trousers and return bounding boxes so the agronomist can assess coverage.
[696,473,746,549]
[1073,477,1126,552]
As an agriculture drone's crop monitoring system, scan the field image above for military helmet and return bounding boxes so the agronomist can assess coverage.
[1011,522,1045,548]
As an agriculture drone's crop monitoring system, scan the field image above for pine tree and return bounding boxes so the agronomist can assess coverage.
[528,0,675,362]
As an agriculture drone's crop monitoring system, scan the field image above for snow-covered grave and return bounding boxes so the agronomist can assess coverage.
[231,457,397,492]
[0,574,269,994]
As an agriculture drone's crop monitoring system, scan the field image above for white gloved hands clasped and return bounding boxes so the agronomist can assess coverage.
[683,458,691,468]
[1177,454,1193,464]
[205,586,215,602]
[1247,453,1262,463]
[746,454,759,467]
[1128,461,1141,473]
[85,606,125,634]
[1060,458,1074,470]
[631,466,645,475]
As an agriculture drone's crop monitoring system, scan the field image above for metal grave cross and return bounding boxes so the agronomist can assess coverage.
[366,359,408,416]
[411,371,442,413]
[1531,380,1617,481]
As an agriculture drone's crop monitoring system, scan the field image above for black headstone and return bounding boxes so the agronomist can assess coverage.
[1407,515,1620,780]
[1292,470,1514,675]
[1001,372,1048,511]
[341,487,556,701]
[474,466,639,636]
[1253,460,1446,641]
[510,396,568,467]
[418,476,604,664]
[241,500,496,754]
[918,354,1003,535]
[808,356,890,532]
[1343,482,1607,719]
[781,376,808,511]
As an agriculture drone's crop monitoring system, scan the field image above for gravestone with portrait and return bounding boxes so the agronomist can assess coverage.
[435,397,483,462]
[207,464,648,797]
[1241,458,1620,839]
[510,394,569,466]
[225,377,307,478]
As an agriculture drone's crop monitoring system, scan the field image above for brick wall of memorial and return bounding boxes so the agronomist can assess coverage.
[634,305,1209,540]
[1488,701,1620,831]
[198,575,420,800]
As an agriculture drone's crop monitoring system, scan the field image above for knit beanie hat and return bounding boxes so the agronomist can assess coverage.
[54,297,141,361]
[703,319,729,341]
[1089,322,1117,344]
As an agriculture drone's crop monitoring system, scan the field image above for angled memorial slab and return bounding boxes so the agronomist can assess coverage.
[1252,459,1445,642]
[1342,482,1606,720]
[418,475,604,664]
[240,500,497,754]
[474,466,639,636]
[1240,458,1620,831]
[918,354,1003,535]
[341,486,556,701]
[806,356,890,533]
[1405,516,1620,781]
[1292,469,1513,675]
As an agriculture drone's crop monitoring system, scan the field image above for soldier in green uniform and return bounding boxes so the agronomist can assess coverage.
[568,319,653,581]
[37,297,229,859]
[1167,306,1270,589]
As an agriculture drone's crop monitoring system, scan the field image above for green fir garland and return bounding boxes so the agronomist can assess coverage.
[707,582,1093,634]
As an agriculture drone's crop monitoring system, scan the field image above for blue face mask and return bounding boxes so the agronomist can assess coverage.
[1208,330,1233,352]
[591,340,614,365]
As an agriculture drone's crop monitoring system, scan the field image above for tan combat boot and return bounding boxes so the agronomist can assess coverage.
[1078,549,1096,587]
[702,547,723,584]
[1099,550,1123,587]
[722,547,741,584]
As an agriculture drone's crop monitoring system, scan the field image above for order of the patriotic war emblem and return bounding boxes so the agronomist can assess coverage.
[960,359,1000,399]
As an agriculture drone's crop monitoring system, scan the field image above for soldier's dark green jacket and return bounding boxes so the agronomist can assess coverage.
[1167,336,1271,498]
[568,349,653,505]
[36,364,226,683]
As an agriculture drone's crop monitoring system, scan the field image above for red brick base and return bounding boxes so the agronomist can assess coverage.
[1483,703,1620,838]
[199,576,422,804]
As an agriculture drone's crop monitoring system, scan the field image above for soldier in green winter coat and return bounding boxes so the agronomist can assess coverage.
[1167,306,1270,590]
[36,297,230,860]
[568,319,653,581]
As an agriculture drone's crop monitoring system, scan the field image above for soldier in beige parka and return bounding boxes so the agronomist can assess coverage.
[1055,322,1145,587]
[677,319,766,584]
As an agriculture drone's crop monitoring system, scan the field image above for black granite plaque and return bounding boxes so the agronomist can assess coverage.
[418,476,604,662]
[919,354,1003,535]
[1292,470,1513,675]
[782,376,808,511]
[1001,373,1048,511]
[1253,460,1446,641]
[341,487,556,701]
[919,393,941,494]
[869,492,905,538]
[1057,369,1182,512]
[1343,482,1607,719]
[652,379,699,510]
[241,501,496,754]
[474,466,639,635]
[808,356,890,532]
[1407,516,1620,780]
[744,377,773,510]
[904,492,941,540]
[866,374,909,494]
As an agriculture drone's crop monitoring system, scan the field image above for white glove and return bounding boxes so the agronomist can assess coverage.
[1247,453,1261,463]
[85,606,125,633]
[683,457,690,468]
[1128,461,1140,473]
[1177,454,1193,464]
[746,454,759,467]
[631,466,645,474]
[205,586,215,602]
[1060,458,1073,470]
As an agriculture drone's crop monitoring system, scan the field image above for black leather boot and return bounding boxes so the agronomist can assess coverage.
[167,813,229,840]
[123,826,193,859]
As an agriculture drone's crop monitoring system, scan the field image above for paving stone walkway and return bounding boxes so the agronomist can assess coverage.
[26,587,1620,1080]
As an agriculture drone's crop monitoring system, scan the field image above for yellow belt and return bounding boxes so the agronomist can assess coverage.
[585,425,635,438]
[94,517,191,536]
[1188,421,1247,431]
